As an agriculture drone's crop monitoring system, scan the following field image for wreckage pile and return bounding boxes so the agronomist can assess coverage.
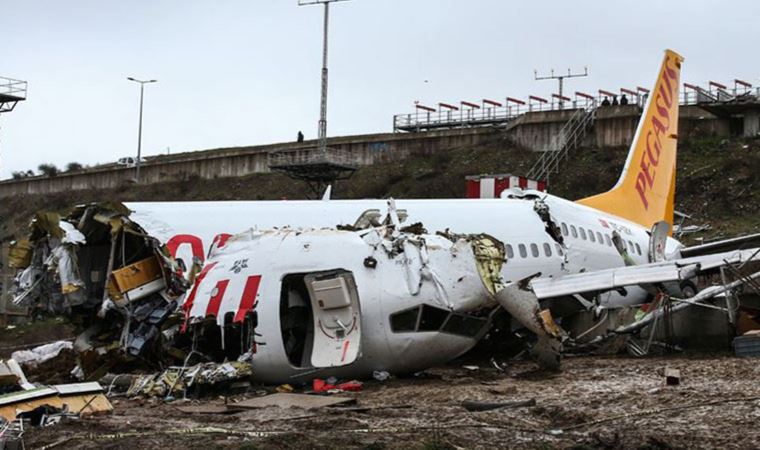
[8,204,192,380]
[0,355,113,448]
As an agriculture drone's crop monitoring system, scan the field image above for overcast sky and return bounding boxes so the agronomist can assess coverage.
[1,0,759,178]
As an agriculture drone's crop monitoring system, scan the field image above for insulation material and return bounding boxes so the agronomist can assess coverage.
[11,341,74,368]
[7,239,32,269]
[51,245,85,303]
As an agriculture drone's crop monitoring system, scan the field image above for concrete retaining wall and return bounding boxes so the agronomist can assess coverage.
[0,105,733,198]
[0,128,495,197]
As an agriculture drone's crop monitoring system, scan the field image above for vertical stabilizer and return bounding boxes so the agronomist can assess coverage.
[577,50,684,231]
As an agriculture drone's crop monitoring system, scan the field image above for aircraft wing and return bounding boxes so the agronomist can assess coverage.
[530,247,760,299]
[679,233,760,258]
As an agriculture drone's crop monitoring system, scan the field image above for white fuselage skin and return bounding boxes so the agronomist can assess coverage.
[125,193,681,381]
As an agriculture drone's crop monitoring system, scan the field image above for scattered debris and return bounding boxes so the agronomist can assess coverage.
[312,379,363,393]
[372,371,390,382]
[275,384,294,393]
[125,361,254,399]
[663,368,681,386]
[8,204,189,380]
[0,360,34,392]
[733,333,760,357]
[0,381,112,422]
[174,404,243,415]
[461,398,536,412]
[0,418,25,450]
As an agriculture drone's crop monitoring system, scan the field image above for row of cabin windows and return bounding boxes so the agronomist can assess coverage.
[506,242,564,259]
[560,222,643,256]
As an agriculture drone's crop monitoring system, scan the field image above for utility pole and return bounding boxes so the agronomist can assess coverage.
[127,77,157,182]
[534,67,588,109]
[298,0,351,157]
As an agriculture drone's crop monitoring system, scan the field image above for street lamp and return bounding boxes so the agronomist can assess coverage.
[127,77,157,182]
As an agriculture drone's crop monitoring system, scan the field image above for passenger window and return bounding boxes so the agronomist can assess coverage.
[530,243,539,258]
[519,244,527,258]
[570,225,578,238]
[506,244,514,259]
[605,234,612,247]
[543,243,552,257]
[555,243,564,256]
[579,228,587,240]
[628,240,635,253]
[635,243,642,255]
[561,223,568,236]
[596,232,603,244]
[588,230,596,242]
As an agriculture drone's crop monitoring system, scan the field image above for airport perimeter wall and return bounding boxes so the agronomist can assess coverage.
[0,105,731,198]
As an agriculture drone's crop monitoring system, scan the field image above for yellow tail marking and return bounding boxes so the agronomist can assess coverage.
[577,49,684,231]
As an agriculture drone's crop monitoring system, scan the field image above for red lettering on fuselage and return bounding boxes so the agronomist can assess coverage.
[166,233,235,264]
[167,234,205,264]
[633,56,679,210]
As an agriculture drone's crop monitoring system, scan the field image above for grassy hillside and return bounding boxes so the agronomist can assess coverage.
[1,133,758,243]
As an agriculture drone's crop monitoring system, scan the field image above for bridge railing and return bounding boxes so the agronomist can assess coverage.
[0,77,27,100]
[395,82,760,132]
[393,99,600,132]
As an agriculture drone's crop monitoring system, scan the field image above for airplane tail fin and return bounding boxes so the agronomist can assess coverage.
[577,49,684,231]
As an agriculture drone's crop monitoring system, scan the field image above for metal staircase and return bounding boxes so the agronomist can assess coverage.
[526,105,596,183]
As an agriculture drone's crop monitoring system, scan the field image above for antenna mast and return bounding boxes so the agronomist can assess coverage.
[534,67,589,108]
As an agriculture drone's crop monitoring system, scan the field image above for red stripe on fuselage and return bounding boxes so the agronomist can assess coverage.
[205,279,231,318]
[234,275,262,323]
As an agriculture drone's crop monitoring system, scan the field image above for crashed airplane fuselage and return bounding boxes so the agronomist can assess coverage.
[131,194,668,308]
[183,225,505,383]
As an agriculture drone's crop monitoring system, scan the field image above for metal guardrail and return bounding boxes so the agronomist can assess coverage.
[393,98,600,132]
[267,146,358,168]
[394,85,760,132]
[0,77,27,100]
[680,86,760,106]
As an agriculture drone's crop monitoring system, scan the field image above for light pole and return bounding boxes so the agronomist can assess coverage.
[127,77,157,182]
[298,0,351,157]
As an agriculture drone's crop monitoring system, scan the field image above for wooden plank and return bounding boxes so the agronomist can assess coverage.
[232,393,356,410]
[174,404,244,415]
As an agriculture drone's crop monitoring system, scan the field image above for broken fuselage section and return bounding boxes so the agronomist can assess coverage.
[182,222,507,383]
[8,204,189,376]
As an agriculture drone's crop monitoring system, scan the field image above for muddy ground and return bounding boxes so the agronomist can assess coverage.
[23,354,760,449]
